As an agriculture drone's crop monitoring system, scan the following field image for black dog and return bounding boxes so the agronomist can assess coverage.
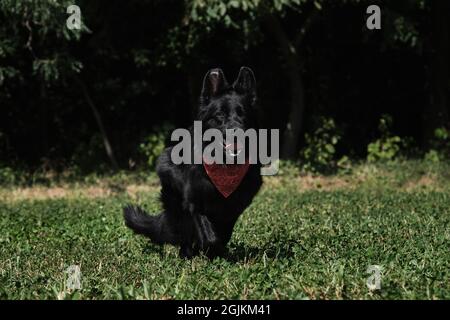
[123,67,262,258]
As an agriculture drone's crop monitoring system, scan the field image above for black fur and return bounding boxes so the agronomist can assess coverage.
[123,67,262,258]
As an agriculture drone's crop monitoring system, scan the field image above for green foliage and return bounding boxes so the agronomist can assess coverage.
[0,166,17,185]
[300,117,341,174]
[139,124,174,170]
[367,115,403,163]
[381,2,425,52]
[71,134,106,171]
[188,0,300,26]
[0,0,445,171]
[277,159,301,176]
[0,0,89,85]
[367,136,402,163]
[185,0,315,50]
[424,149,440,163]
[425,127,450,162]
[336,155,352,174]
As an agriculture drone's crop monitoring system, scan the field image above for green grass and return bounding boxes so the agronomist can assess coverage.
[0,161,449,299]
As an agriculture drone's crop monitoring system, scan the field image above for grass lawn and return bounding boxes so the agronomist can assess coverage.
[0,161,449,299]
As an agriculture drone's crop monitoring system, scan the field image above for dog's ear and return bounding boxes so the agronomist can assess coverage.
[201,68,228,103]
[233,66,256,103]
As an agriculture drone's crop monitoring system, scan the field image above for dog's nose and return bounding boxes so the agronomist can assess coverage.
[229,126,244,132]
[223,139,244,151]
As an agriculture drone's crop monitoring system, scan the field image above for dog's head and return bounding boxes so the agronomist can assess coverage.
[197,67,257,157]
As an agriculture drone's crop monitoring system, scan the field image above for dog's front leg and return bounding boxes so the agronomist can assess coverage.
[178,208,198,259]
[199,214,226,258]
[196,215,225,258]
[188,204,207,250]
[188,204,222,256]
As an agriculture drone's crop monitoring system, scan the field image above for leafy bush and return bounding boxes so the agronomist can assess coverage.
[300,117,342,174]
[424,127,450,162]
[277,159,301,176]
[139,124,174,170]
[0,166,16,185]
[71,134,106,171]
[367,114,403,162]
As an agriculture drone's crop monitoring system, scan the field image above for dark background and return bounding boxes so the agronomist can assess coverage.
[0,0,449,173]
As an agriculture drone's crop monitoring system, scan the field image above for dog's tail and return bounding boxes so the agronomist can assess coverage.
[123,205,178,245]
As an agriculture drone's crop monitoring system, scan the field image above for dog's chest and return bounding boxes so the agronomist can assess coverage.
[202,162,250,198]
[190,165,261,217]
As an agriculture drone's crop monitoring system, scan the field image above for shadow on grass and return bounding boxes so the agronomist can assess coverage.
[142,242,166,258]
[139,237,305,262]
[225,239,306,262]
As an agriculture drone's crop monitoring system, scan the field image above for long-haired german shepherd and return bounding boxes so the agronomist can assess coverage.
[123,67,262,258]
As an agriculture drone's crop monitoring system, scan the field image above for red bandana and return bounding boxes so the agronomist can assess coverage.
[203,161,250,198]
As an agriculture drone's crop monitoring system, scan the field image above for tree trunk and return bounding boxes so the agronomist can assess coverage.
[262,14,307,159]
[424,0,449,144]
[76,77,119,171]
[40,83,49,161]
